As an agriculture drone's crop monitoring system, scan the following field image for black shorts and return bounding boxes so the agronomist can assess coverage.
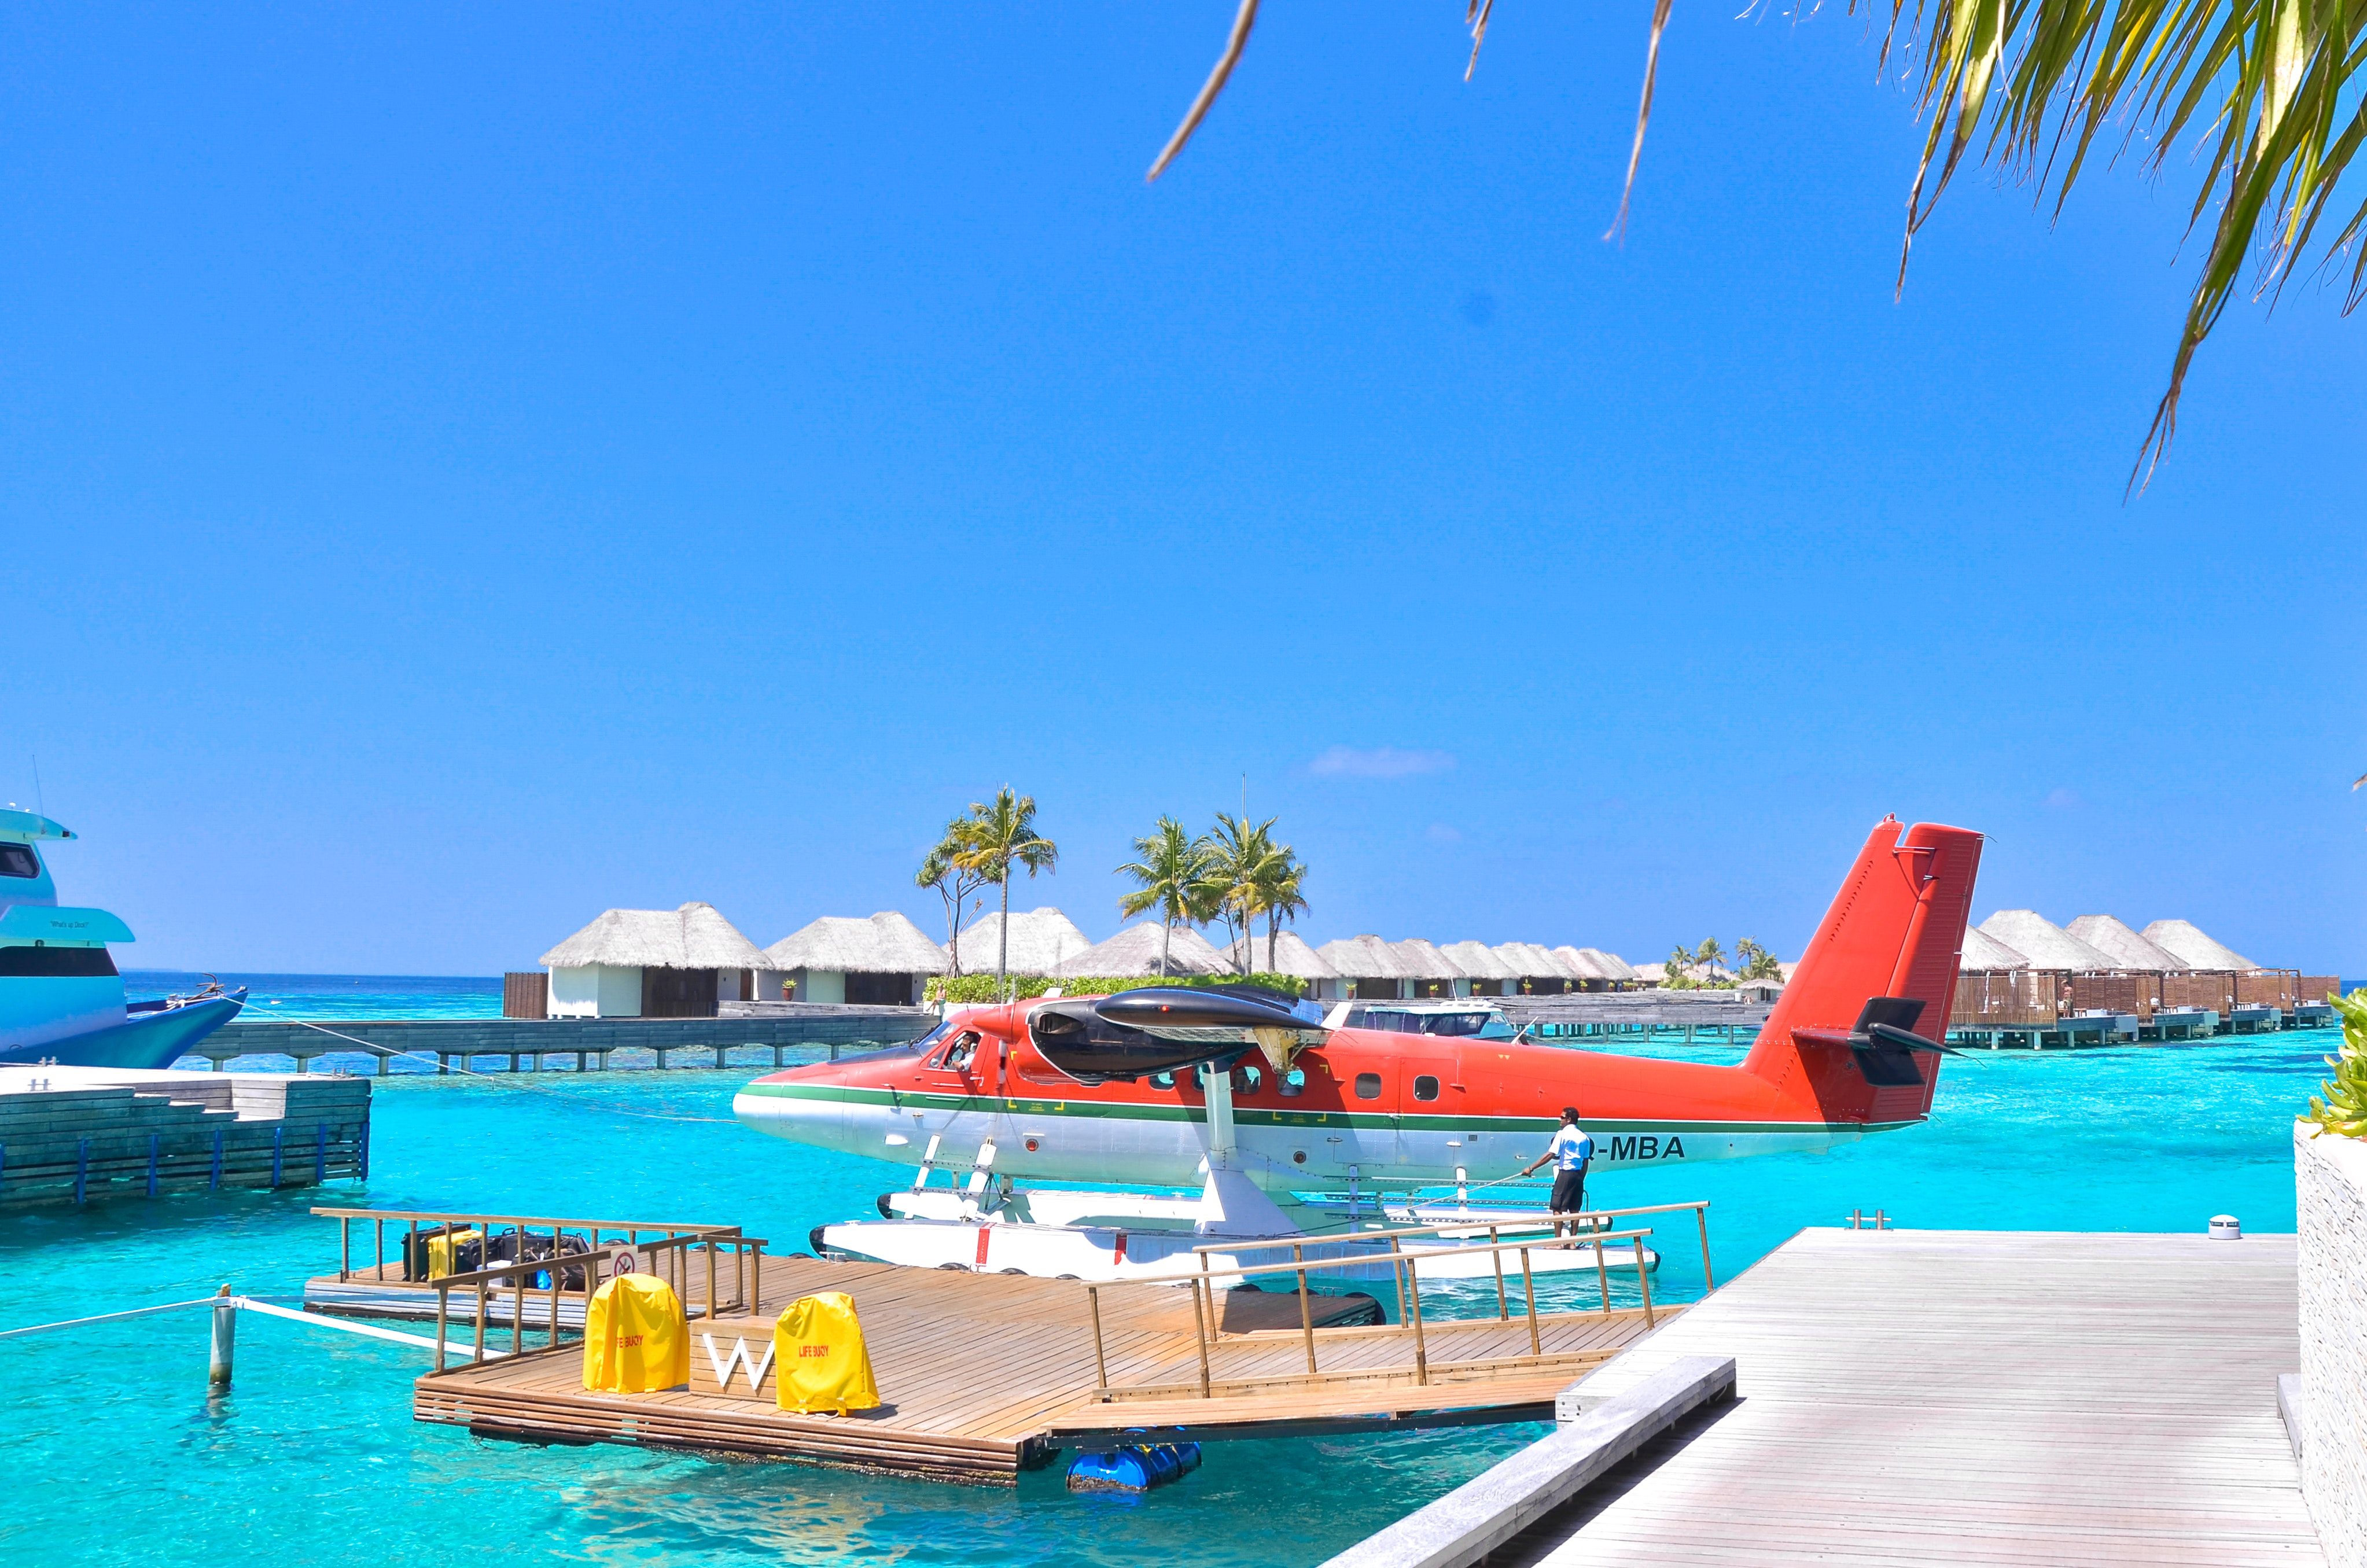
[1549,1168,1587,1214]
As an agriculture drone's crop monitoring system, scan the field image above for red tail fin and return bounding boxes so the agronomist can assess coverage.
[1742,817,1983,1125]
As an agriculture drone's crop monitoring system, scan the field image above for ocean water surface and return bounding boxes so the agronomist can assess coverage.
[124,971,504,1021]
[0,1022,2340,1566]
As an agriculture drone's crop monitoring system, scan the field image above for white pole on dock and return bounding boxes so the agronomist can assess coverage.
[208,1284,235,1389]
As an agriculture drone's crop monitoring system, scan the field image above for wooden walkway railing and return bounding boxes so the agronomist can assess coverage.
[1085,1202,1710,1404]
[308,1204,765,1369]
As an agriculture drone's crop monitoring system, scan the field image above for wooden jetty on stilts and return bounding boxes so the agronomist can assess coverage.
[304,1203,1688,1484]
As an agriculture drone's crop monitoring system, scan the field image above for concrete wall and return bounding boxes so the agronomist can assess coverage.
[2298,1119,2367,1567]
[548,964,643,1018]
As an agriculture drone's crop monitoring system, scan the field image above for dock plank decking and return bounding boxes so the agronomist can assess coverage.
[400,1253,1674,1482]
[1494,1228,2322,1566]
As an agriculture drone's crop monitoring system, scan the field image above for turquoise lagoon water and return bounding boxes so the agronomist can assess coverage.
[123,971,504,1021]
[0,1025,2342,1566]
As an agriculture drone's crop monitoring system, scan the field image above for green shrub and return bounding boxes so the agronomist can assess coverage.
[2305,990,2367,1139]
[925,972,1307,1005]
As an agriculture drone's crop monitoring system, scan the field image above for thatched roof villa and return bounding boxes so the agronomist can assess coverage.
[1555,947,1639,990]
[1497,942,1578,993]
[2140,919,2258,973]
[541,901,771,1018]
[1318,936,1411,1000]
[947,907,1092,977]
[1389,938,1462,999]
[1977,910,2116,973]
[1958,927,2030,971]
[2064,915,2188,973]
[764,911,946,1007]
[1438,941,1518,996]
[1057,922,1234,979]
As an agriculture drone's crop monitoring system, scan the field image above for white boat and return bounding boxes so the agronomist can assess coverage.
[0,808,246,1068]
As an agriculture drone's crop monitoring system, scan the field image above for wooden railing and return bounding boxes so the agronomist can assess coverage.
[416,1230,770,1372]
[1085,1207,1700,1403]
[312,1204,744,1286]
[311,1205,767,1372]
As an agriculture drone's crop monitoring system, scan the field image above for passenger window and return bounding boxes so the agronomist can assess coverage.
[1232,1063,1263,1095]
[941,1033,980,1072]
[1280,1069,1306,1098]
[1413,1074,1440,1102]
[1150,1070,1176,1090]
[1354,1072,1382,1100]
[0,846,35,879]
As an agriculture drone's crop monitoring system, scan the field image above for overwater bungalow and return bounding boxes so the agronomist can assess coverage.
[763,911,947,1007]
[946,907,1092,977]
[540,901,771,1019]
[2065,914,2186,973]
[1978,910,2116,973]
[1317,936,1412,1000]
[2140,918,2256,972]
[1208,928,1342,996]
[1054,922,1233,979]
[1388,938,1462,999]
[1496,941,1578,995]
[1438,941,1518,996]
[1555,947,1638,991]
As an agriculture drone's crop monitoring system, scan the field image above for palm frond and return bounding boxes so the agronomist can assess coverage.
[1873,0,2367,476]
[1148,0,1261,182]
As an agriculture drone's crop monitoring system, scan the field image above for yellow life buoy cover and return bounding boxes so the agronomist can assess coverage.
[772,1291,880,1415]
[580,1273,690,1393]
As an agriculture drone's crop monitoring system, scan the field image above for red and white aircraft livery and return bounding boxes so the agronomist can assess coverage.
[734,816,1982,1193]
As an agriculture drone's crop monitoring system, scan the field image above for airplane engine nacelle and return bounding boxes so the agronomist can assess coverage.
[1028,987,1327,1085]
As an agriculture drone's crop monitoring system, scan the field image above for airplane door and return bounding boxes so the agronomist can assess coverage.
[1395,1047,1460,1177]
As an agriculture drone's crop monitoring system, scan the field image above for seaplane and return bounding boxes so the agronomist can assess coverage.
[734,816,1982,1286]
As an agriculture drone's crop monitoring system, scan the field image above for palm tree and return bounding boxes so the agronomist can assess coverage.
[1145,0,2358,472]
[1202,813,1275,973]
[1250,844,1308,975]
[1733,937,1783,981]
[916,810,989,976]
[1116,817,1213,977]
[952,787,1058,1000]
[1693,937,1727,982]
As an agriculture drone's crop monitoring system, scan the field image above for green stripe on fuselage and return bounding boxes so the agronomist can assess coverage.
[733,1080,1915,1136]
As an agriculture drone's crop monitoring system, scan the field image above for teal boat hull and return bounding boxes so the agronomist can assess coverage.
[0,989,247,1070]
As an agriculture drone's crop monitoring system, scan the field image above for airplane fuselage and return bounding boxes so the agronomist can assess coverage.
[734,1016,1917,1190]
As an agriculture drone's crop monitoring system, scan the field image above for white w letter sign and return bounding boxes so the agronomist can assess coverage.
[701,1334,775,1393]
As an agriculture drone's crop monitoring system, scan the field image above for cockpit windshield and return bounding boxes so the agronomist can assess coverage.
[1355,1007,1516,1040]
[0,845,39,879]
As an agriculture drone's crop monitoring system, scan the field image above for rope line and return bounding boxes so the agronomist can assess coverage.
[0,1297,220,1339]
[0,1295,508,1358]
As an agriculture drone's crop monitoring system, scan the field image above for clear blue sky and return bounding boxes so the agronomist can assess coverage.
[8,4,2359,976]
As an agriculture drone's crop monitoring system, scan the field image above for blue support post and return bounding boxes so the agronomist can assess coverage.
[358,1121,370,1182]
[270,1125,283,1188]
[209,1129,223,1190]
[314,1121,326,1186]
[146,1133,160,1198]
[74,1138,89,1205]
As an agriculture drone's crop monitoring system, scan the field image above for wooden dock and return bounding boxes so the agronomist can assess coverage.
[0,1065,367,1208]
[305,1208,1680,1485]
[194,1008,934,1074]
[1444,1228,2322,1566]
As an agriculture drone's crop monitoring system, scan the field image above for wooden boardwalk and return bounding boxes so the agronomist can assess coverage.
[407,1254,1674,1482]
[1492,1228,2322,1566]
